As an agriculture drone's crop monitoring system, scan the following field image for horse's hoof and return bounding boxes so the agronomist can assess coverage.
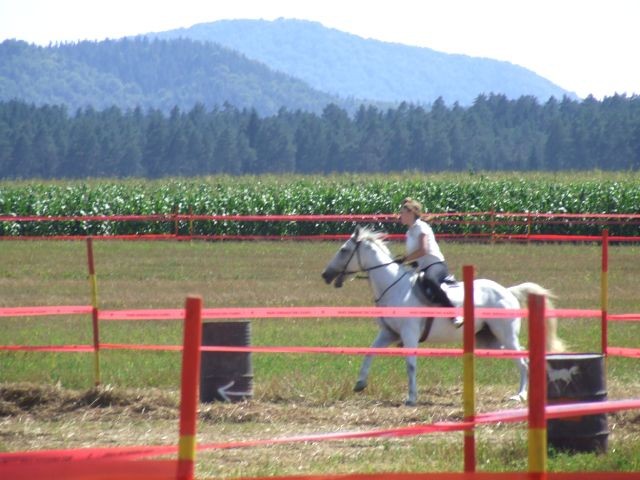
[353,380,367,392]
[509,392,527,402]
[404,399,417,407]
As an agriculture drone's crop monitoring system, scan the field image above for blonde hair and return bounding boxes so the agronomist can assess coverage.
[401,197,423,218]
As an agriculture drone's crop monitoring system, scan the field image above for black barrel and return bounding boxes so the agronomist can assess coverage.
[546,353,608,453]
[199,320,253,403]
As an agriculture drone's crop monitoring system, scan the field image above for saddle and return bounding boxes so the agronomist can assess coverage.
[412,273,463,343]
[415,272,459,304]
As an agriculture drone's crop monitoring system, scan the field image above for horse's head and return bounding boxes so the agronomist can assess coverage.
[321,226,389,288]
[321,227,361,288]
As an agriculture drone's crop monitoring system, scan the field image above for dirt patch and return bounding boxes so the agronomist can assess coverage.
[0,383,67,413]
[0,383,179,420]
[4,382,640,430]
[0,382,497,451]
[1,383,474,464]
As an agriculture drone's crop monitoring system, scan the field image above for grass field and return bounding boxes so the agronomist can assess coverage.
[1,238,640,477]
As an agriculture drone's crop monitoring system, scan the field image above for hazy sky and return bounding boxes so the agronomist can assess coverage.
[1,0,638,100]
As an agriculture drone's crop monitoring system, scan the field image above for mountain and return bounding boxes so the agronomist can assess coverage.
[0,37,352,115]
[147,18,577,106]
[0,19,576,117]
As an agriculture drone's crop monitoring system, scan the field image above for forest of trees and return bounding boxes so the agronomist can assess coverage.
[1,93,639,179]
[0,38,350,116]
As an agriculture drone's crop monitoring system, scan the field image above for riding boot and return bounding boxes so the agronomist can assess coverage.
[440,292,463,328]
[439,284,464,328]
[422,277,463,328]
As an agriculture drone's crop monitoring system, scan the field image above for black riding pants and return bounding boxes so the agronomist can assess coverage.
[420,262,453,307]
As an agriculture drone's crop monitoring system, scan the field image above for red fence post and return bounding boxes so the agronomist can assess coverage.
[528,293,547,475]
[462,265,476,472]
[177,296,203,480]
[601,229,609,356]
[86,237,101,386]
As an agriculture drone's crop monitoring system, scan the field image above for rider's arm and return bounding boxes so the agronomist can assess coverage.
[403,233,428,263]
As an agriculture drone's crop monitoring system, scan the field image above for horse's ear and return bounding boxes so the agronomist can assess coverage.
[354,225,361,239]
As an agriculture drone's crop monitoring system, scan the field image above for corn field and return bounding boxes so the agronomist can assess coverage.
[1,173,639,237]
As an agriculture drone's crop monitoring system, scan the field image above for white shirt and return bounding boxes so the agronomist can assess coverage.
[406,219,445,270]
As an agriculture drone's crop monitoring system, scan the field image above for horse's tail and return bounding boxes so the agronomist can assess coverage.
[508,282,566,353]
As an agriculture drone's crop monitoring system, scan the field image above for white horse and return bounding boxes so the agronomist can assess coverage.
[321,226,565,406]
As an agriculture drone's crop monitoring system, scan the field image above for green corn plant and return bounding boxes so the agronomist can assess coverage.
[1,173,639,237]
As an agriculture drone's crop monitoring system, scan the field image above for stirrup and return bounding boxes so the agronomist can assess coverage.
[443,274,457,285]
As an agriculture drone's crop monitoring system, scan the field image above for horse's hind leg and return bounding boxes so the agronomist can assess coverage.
[399,328,419,407]
[487,319,528,401]
[354,326,398,393]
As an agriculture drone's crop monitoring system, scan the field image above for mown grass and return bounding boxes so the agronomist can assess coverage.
[1,239,640,476]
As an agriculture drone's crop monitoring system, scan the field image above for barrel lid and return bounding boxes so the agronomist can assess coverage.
[546,353,603,361]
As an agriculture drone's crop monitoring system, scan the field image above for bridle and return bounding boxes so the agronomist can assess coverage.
[338,237,409,304]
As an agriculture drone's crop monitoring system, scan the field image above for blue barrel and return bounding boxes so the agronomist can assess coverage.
[199,320,253,403]
[546,353,608,453]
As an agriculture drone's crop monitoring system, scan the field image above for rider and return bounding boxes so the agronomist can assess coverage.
[395,197,462,328]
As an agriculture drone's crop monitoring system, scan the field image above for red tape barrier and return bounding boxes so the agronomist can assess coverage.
[0,306,477,321]
[0,345,95,352]
[3,305,638,358]
[0,234,178,242]
[6,343,640,359]
[223,474,640,480]
[608,347,640,358]
[3,212,640,244]
[0,214,175,222]
[609,313,640,322]
[3,233,640,243]
[0,459,179,480]
[0,445,176,465]
[0,343,526,358]
[0,305,92,318]
[0,305,624,321]
[100,306,606,321]
[1,305,615,320]
[3,399,640,467]
[2,467,640,480]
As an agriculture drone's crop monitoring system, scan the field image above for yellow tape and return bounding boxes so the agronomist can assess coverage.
[462,352,475,417]
[601,272,608,311]
[178,435,196,461]
[528,428,547,473]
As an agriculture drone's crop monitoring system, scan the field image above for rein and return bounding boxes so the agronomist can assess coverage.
[340,239,409,304]
[373,270,409,305]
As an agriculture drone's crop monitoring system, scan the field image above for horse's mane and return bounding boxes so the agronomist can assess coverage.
[356,226,392,256]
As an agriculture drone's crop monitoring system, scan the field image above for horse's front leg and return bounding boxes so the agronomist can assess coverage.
[399,320,421,406]
[354,324,398,393]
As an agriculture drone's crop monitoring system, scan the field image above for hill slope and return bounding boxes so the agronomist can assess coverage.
[0,37,350,115]
[149,18,576,105]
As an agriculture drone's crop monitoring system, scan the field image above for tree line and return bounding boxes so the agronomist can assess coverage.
[1,93,639,179]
